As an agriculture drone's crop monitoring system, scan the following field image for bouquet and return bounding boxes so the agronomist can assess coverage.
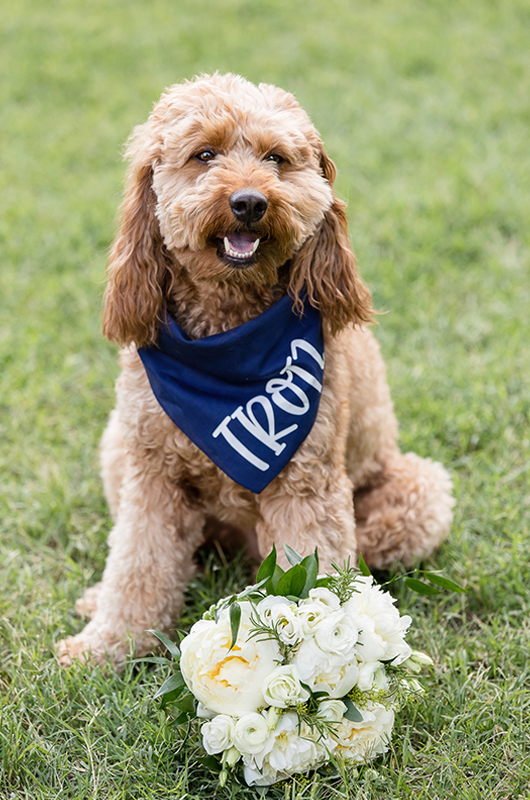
[150,545,460,787]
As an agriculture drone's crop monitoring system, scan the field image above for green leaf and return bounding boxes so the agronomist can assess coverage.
[358,552,371,577]
[315,576,331,589]
[275,564,307,598]
[404,578,441,595]
[153,671,185,701]
[175,691,196,713]
[147,629,180,660]
[229,602,242,649]
[256,545,277,583]
[270,564,285,594]
[283,543,303,566]
[343,697,363,722]
[196,755,222,772]
[299,551,319,598]
[422,572,467,593]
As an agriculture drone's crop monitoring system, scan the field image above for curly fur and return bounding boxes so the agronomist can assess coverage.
[57,74,454,667]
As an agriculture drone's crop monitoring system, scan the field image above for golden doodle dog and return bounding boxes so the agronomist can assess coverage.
[57,73,454,667]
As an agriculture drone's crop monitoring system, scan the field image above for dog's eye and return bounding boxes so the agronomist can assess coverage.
[264,153,284,165]
[195,150,216,163]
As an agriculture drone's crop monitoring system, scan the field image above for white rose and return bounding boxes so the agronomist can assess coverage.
[201,715,236,754]
[180,602,281,716]
[333,702,395,762]
[233,712,271,755]
[312,659,359,698]
[256,597,303,646]
[345,579,412,664]
[262,664,310,708]
[313,609,358,660]
[317,698,347,723]
[357,662,389,693]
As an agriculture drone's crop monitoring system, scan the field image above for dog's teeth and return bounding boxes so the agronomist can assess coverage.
[223,237,260,259]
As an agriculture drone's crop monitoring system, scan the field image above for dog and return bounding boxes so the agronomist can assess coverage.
[57,73,454,667]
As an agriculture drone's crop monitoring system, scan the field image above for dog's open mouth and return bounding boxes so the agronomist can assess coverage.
[217,232,261,267]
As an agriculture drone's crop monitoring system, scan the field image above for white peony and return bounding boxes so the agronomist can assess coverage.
[333,702,395,762]
[344,577,412,664]
[180,602,281,716]
[262,664,310,708]
[233,712,271,755]
[201,715,236,754]
[312,659,360,698]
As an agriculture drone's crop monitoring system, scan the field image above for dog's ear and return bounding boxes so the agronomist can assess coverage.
[288,149,373,335]
[103,141,174,348]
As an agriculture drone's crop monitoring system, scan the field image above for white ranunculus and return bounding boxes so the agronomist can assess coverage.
[243,713,328,786]
[201,715,236,754]
[317,698,347,723]
[296,602,328,636]
[233,712,271,755]
[262,664,310,708]
[313,609,358,660]
[357,661,389,693]
[180,602,281,717]
[256,597,303,646]
[304,587,341,611]
[333,702,395,763]
[345,578,412,664]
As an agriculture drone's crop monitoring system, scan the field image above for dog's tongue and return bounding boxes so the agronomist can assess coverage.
[225,232,259,254]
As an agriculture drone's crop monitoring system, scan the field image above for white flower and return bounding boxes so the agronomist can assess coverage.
[180,602,281,716]
[256,597,303,646]
[317,698,347,723]
[313,609,358,660]
[243,713,328,786]
[296,602,329,636]
[233,712,271,755]
[312,659,360,698]
[344,578,412,664]
[262,664,310,708]
[291,638,359,697]
[304,587,341,611]
[333,702,395,763]
[357,662,389,693]
[201,715,236,754]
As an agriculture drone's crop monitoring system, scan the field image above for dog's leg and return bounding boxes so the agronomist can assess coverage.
[100,408,126,520]
[354,452,454,569]
[256,469,357,572]
[57,457,205,667]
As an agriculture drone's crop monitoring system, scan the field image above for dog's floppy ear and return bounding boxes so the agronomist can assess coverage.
[288,148,373,335]
[103,132,174,348]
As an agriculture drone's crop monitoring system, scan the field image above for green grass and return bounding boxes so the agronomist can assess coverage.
[1,0,529,797]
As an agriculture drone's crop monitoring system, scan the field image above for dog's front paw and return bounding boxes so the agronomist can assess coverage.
[55,627,129,669]
[74,583,102,620]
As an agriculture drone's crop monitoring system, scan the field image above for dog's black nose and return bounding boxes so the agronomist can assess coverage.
[229,189,268,224]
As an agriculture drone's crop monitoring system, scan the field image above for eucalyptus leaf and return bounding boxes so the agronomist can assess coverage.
[147,629,180,660]
[404,578,441,595]
[343,697,363,722]
[229,602,242,649]
[283,543,303,566]
[422,572,467,593]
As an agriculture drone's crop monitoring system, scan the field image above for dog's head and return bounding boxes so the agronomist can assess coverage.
[103,73,372,347]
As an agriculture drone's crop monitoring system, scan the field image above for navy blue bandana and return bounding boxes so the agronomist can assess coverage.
[138,294,325,493]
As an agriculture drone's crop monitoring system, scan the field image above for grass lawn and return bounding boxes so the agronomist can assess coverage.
[1,0,529,797]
